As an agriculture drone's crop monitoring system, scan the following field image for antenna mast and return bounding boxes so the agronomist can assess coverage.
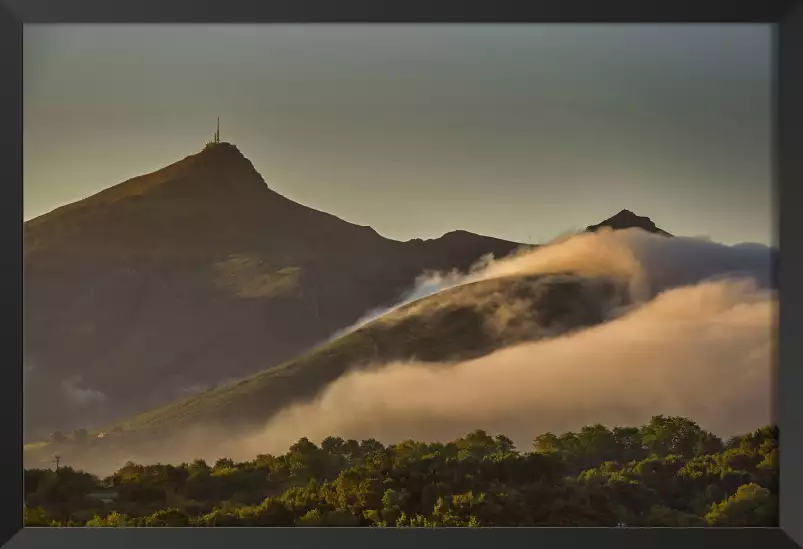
[216,117,220,144]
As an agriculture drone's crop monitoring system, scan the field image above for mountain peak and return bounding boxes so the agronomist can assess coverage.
[175,141,269,193]
[586,210,672,236]
[195,141,253,170]
[199,141,241,157]
[25,142,271,235]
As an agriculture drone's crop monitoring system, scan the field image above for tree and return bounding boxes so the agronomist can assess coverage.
[612,427,646,462]
[24,505,51,526]
[22,417,779,529]
[196,509,241,527]
[494,434,515,453]
[360,438,385,455]
[244,498,294,526]
[296,508,324,526]
[533,432,560,454]
[321,436,345,455]
[718,448,761,472]
[640,415,718,458]
[342,439,362,458]
[705,483,778,526]
[380,488,404,525]
[694,431,724,456]
[188,459,211,476]
[214,458,235,470]
[576,424,618,468]
[144,508,190,527]
[85,512,133,527]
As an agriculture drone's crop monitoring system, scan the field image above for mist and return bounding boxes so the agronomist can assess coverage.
[41,228,775,473]
[335,228,773,341]
[231,277,773,457]
[225,229,775,458]
[470,228,773,295]
[325,269,469,342]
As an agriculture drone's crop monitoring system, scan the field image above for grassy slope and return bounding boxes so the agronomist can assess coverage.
[109,284,496,438]
[24,272,623,470]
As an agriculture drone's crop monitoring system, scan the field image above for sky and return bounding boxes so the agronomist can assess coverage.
[24,24,773,245]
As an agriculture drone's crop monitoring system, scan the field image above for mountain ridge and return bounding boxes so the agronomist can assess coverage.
[24,271,632,472]
[23,141,674,444]
[23,143,525,441]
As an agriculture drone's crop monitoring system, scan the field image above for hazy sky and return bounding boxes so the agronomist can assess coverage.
[24,24,773,245]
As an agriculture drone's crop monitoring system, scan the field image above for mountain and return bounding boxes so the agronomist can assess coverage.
[586,209,672,237]
[23,143,524,442]
[24,271,631,471]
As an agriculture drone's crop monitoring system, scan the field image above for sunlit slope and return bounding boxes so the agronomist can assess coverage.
[24,272,626,468]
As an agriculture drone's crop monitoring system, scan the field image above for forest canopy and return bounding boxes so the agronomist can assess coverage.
[24,415,778,528]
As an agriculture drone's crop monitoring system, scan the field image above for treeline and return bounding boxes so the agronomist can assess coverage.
[24,416,778,527]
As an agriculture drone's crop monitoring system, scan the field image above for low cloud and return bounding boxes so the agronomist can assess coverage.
[54,229,776,472]
[325,269,469,341]
[232,276,774,457]
[224,230,775,458]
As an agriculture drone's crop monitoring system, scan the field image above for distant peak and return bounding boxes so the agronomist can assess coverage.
[586,210,672,236]
[609,209,649,225]
[442,229,472,238]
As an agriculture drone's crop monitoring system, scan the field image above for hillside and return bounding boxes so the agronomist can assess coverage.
[24,142,524,442]
[24,270,634,471]
[119,272,629,428]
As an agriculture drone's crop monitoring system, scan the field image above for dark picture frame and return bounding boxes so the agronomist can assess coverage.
[2,1,801,548]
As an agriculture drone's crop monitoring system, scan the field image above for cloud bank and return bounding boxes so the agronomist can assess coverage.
[228,229,775,457]
[44,228,774,472]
